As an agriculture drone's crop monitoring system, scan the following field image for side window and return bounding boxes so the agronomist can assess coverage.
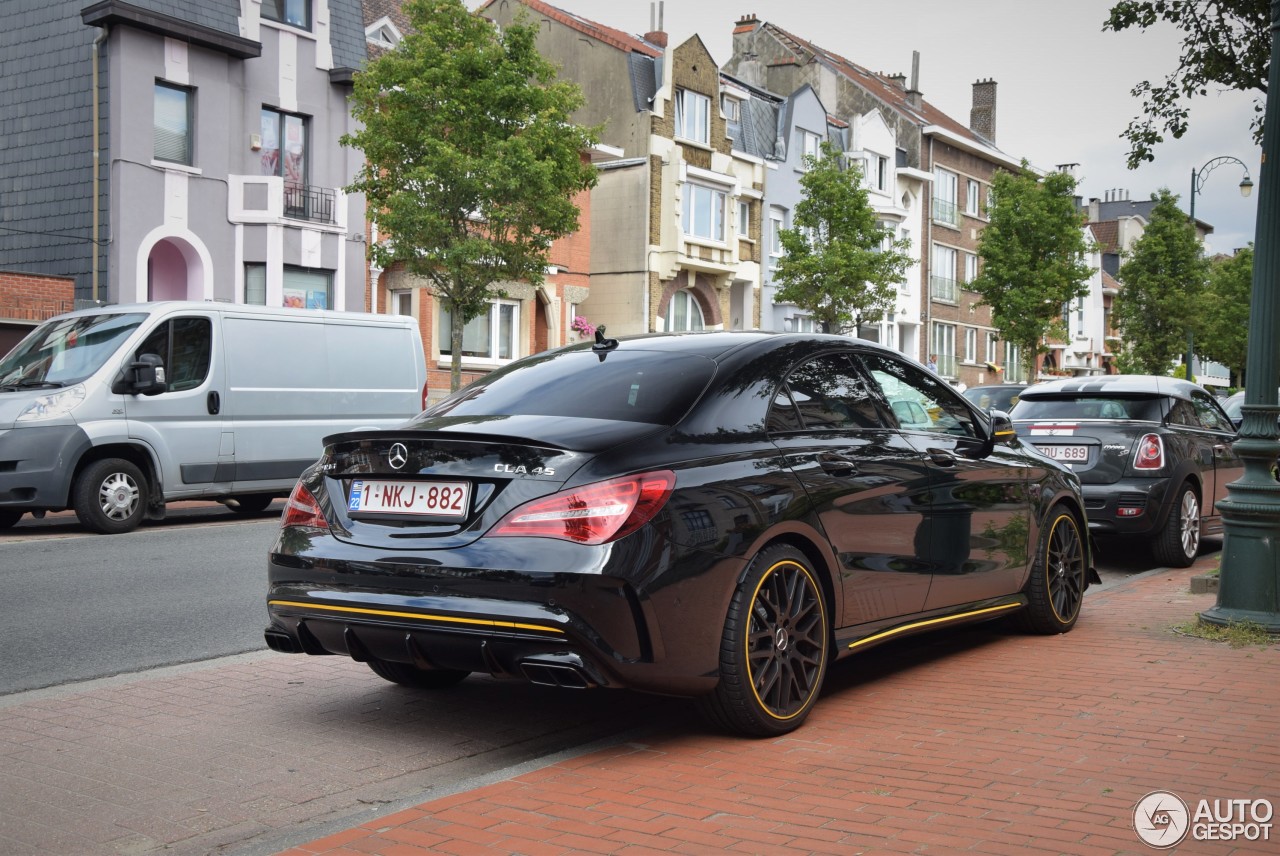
[859,351,977,438]
[767,387,804,433]
[1191,392,1234,433]
[134,318,212,392]
[1166,398,1199,428]
[780,353,885,431]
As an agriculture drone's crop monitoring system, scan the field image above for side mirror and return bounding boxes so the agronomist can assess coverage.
[989,410,1017,446]
[112,353,167,396]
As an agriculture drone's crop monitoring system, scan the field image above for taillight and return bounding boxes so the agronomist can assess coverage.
[490,471,676,545]
[281,482,330,530]
[421,380,429,411]
[1134,434,1164,470]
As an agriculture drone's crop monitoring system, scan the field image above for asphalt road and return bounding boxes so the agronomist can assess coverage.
[0,504,281,695]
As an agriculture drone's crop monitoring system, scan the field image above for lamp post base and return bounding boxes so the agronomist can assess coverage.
[1201,404,1280,633]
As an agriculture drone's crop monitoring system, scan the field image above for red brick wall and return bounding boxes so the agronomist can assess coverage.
[0,272,76,355]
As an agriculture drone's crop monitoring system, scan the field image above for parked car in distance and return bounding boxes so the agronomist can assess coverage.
[1222,389,1280,430]
[963,383,1028,414]
[1010,375,1242,568]
[266,331,1096,737]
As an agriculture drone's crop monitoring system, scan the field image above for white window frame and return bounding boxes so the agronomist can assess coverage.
[966,179,980,216]
[682,182,727,242]
[770,209,785,257]
[392,290,413,316]
[933,167,959,227]
[785,315,819,333]
[965,252,979,285]
[964,327,977,363]
[439,298,520,364]
[931,322,957,377]
[675,89,710,145]
[930,244,958,303]
[737,200,750,237]
[800,130,822,168]
[986,332,999,364]
[665,290,705,332]
[721,95,740,122]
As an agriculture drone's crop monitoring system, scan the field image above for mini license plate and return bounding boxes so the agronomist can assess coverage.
[1035,444,1089,463]
[348,479,470,518]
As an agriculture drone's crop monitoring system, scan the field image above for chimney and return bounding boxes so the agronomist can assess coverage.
[888,72,907,90]
[645,1,667,48]
[970,78,997,142]
[905,51,922,109]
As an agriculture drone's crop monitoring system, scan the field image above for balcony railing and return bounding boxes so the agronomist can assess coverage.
[284,183,336,224]
[932,197,960,228]
[929,275,958,303]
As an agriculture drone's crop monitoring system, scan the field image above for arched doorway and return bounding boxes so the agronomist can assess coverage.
[138,232,211,302]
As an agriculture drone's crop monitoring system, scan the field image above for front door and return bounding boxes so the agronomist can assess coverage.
[123,314,232,496]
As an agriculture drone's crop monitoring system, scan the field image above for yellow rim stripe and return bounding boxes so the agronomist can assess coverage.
[267,599,564,634]
[847,602,1021,650]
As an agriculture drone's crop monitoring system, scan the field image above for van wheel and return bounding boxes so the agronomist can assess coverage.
[366,659,469,689]
[230,494,274,514]
[1153,482,1199,568]
[73,458,148,534]
[697,545,829,737]
[0,510,22,530]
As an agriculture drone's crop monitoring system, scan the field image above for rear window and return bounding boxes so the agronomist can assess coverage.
[421,350,716,425]
[1012,395,1165,422]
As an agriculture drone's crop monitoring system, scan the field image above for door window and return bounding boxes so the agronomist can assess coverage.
[773,353,885,431]
[1191,391,1235,433]
[859,351,977,438]
[135,317,212,391]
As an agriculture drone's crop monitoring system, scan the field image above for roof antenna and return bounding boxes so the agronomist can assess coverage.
[592,324,619,355]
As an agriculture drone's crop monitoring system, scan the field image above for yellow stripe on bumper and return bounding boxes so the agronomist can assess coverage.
[268,599,565,635]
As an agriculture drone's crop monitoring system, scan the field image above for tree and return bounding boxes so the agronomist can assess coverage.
[1104,1,1270,168]
[1196,245,1254,384]
[772,142,913,335]
[970,166,1094,380]
[1112,189,1211,374]
[343,0,599,391]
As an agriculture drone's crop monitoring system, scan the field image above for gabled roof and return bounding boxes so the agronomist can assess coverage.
[477,0,663,57]
[760,21,1005,154]
[1087,220,1120,255]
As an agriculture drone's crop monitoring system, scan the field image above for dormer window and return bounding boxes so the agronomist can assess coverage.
[721,95,740,122]
[675,90,710,145]
[262,0,309,31]
[366,17,403,49]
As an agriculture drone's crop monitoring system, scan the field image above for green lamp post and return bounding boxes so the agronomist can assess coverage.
[1201,0,1280,632]
[1185,157,1254,381]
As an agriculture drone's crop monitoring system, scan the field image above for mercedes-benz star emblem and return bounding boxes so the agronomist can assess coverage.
[388,442,409,470]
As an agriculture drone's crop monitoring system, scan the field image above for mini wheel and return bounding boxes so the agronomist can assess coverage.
[1153,482,1199,568]
[698,545,829,737]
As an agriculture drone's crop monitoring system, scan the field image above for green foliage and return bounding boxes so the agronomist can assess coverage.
[970,165,1094,379]
[1104,1,1270,168]
[1196,246,1254,384]
[343,0,600,390]
[1113,189,1210,374]
[773,142,913,334]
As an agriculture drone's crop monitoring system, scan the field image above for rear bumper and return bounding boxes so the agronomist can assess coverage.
[1081,477,1173,536]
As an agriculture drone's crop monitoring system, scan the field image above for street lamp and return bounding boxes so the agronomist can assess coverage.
[1185,156,1254,380]
[1201,0,1280,632]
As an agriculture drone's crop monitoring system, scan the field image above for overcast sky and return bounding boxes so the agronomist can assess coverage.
[471,0,1262,255]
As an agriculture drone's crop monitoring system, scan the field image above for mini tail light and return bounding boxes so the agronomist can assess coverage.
[281,482,330,530]
[1134,434,1165,470]
[490,471,676,545]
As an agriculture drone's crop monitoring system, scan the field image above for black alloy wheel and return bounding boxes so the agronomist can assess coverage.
[699,545,829,737]
[1015,507,1087,634]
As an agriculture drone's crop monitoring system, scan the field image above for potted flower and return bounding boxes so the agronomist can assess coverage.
[570,315,595,340]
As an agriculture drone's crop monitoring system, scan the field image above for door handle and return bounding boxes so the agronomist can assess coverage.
[207,390,221,415]
[818,453,859,477]
[926,448,956,467]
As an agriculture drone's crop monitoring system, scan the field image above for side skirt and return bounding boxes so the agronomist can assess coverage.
[833,596,1028,658]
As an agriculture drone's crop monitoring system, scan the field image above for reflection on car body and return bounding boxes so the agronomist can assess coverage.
[266,332,1096,736]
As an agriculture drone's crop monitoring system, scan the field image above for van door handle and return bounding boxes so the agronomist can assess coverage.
[207,391,221,415]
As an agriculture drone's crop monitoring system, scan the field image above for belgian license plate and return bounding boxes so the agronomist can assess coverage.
[1035,444,1089,462]
[348,479,470,517]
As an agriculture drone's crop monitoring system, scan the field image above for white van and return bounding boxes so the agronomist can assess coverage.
[0,302,425,533]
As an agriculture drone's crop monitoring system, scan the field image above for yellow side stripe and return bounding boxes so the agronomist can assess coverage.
[268,599,564,635]
[847,602,1021,651]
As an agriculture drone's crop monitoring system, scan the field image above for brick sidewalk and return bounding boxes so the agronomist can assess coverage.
[283,556,1279,856]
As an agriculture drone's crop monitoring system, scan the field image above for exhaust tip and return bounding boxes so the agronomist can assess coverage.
[521,661,593,689]
[264,630,301,654]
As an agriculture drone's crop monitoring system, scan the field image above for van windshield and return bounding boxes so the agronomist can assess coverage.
[0,313,147,388]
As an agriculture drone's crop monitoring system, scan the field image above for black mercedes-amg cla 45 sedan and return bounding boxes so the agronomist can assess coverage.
[265,331,1095,736]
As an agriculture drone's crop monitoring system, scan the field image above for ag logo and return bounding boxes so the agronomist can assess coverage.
[1134,790,1190,848]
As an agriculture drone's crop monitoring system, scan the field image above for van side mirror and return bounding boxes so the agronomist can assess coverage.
[112,353,167,396]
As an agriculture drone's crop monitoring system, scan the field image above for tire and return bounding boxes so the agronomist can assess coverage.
[1013,507,1087,634]
[697,545,830,737]
[1152,482,1200,568]
[73,458,148,534]
[0,509,22,530]
[367,658,470,689]
[229,494,274,514]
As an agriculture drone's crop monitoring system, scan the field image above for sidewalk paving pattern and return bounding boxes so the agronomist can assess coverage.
[2,553,1277,855]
